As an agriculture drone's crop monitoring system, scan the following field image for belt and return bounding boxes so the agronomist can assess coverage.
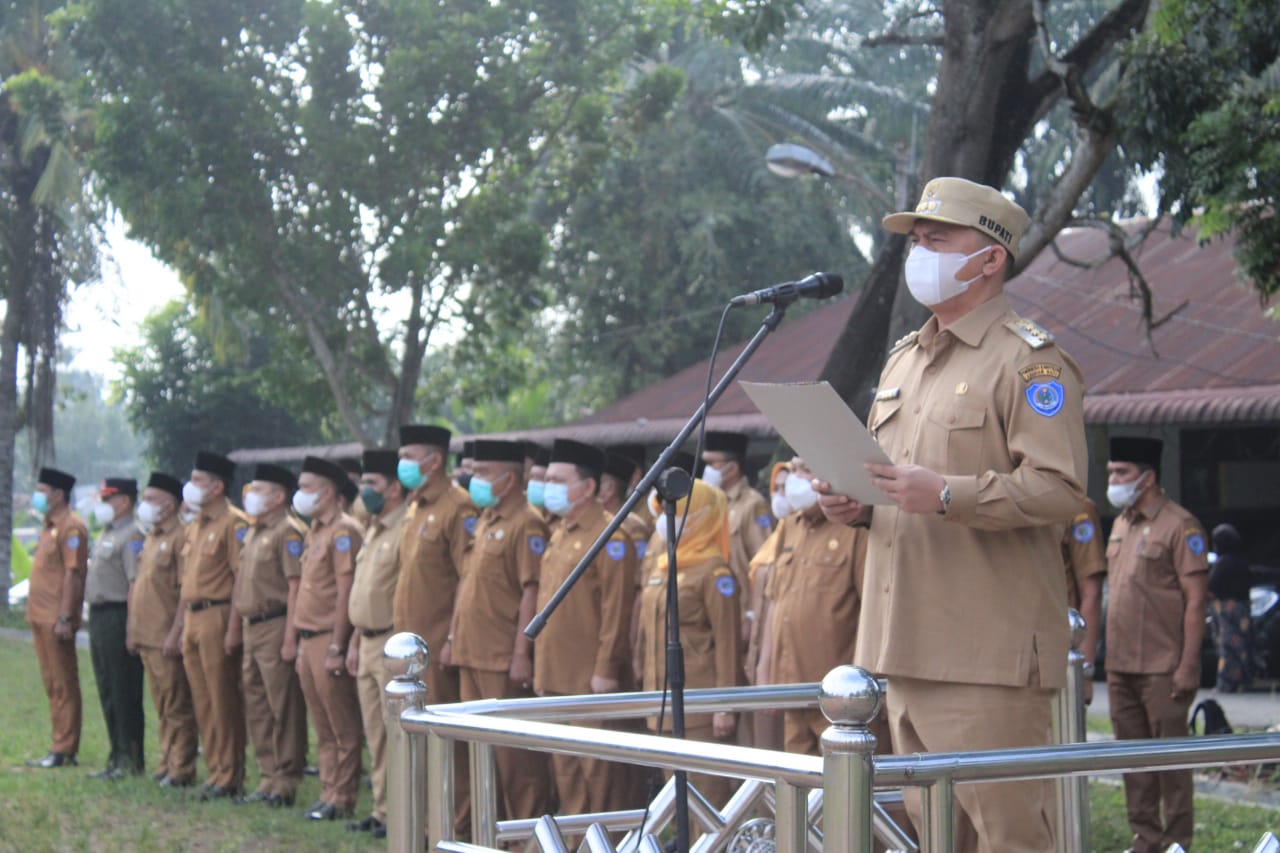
[246,608,287,626]
[185,599,230,613]
[89,601,128,611]
[296,628,332,640]
[360,626,394,639]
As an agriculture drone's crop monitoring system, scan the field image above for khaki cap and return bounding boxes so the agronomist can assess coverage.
[883,177,1031,259]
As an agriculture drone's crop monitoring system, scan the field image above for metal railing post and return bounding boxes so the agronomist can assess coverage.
[384,632,429,853]
[919,777,955,853]
[1053,609,1090,853]
[819,665,883,853]
[471,741,499,847]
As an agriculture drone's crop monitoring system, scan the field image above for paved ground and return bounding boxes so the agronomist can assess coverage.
[1088,677,1280,730]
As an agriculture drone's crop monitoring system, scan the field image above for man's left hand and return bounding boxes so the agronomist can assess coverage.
[866,463,947,514]
[590,675,618,694]
[1171,664,1199,700]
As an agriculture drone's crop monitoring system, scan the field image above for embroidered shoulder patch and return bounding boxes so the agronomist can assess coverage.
[1018,363,1063,383]
[1005,318,1055,349]
[463,515,477,536]
[334,534,352,553]
[236,525,248,542]
[635,540,648,560]
[1072,521,1095,543]
[286,538,303,558]
[1026,380,1065,417]
[128,539,144,556]
[715,575,736,597]
[528,535,546,556]
[67,535,80,550]
[1186,530,1207,555]
[755,514,772,531]
[606,540,626,561]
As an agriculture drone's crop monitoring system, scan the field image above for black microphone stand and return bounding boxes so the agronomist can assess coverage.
[525,301,791,852]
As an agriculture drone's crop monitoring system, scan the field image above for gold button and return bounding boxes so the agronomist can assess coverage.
[956,382,969,395]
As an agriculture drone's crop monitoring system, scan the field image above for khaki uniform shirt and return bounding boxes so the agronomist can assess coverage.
[393,476,476,650]
[86,515,143,605]
[724,479,772,590]
[533,501,636,695]
[765,509,867,684]
[451,501,548,673]
[857,294,1088,689]
[637,556,742,724]
[1104,494,1209,674]
[1062,499,1105,612]
[28,506,89,626]
[127,515,186,648]
[349,502,409,631]
[234,512,305,618]
[179,497,250,603]
[295,510,363,633]
[620,507,654,566]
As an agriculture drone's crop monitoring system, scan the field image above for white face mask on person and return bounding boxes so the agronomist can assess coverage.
[137,500,164,526]
[244,491,273,518]
[182,481,207,507]
[904,245,992,306]
[784,474,819,511]
[770,493,792,519]
[92,502,115,525]
[1107,472,1149,510]
[701,465,724,490]
[292,489,321,517]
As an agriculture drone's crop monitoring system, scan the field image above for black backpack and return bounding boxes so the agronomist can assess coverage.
[1190,699,1234,735]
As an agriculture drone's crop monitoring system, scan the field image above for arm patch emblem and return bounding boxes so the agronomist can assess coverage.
[1026,380,1065,417]
[463,516,477,536]
[128,539,144,555]
[606,540,626,561]
[528,535,546,556]
[715,575,736,597]
[286,539,303,557]
[755,514,772,531]
[334,535,352,553]
[1186,532,1206,555]
[1072,521,1095,543]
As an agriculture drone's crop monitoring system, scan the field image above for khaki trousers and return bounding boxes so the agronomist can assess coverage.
[460,666,552,821]
[1108,672,1194,853]
[242,616,307,798]
[298,633,364,810]
[783,706,893,758]
[31,621,82,755]
[182,604,246,790]
[541,698,633,817]
[888,675,1055,853]
[139,646,198,781]
[356,630,393,821]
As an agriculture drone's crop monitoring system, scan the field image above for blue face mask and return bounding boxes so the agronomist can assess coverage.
[32,491,49,514]
[360,486,385,515]
[542,482,573,516]
[526,480,545,508]
[397,458,426,491]
[469,476,499,510]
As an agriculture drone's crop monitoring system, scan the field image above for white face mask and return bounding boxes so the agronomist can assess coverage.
[180,507,199,525]
[292,489,321,517]
[1107,472,1148,510]
[701,465,724,490]
[244,491,272,518]
[904,245,991,306]
[92,502,115,525]
[136,501,164,526]
[182,481,207,507]
[784,474,819,511]
[770,493,792,519]
[654,514,685,543]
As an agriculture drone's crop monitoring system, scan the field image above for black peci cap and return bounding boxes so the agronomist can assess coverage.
[362,449,399,479]
[604,452,639,484]
[252,464,297,493]
[339,477,358,505]
[609,444,647,469]
[550,439,606,480]
[193,451,235,483]
[1108,437,1162,469]
[337,457,362,477]
[38,467,76,496]
[301,456,348,491]
[400,424,452,449]
[471,440,524,463]
[704,431,749,459]
[146,472,183,502]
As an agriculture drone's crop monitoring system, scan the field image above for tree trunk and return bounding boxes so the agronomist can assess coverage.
[0,201,34,612]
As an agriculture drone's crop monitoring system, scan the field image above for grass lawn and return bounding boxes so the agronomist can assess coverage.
[0,634,379,852]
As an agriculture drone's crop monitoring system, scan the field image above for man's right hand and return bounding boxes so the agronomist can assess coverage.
[163,633,182,658]
[814,480,871,527]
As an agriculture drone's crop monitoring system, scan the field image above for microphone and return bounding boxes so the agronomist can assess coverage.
[729,272,844,307]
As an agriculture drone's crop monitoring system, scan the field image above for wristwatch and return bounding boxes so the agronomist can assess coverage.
[1081,661,1095,678]
[327,644,342,657]
[938,480,952,515]
[56,614,70,626]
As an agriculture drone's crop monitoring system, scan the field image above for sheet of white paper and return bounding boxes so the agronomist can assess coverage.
[740,380,894,505]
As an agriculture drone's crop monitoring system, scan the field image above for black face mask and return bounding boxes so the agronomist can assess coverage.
[455,472,473,491]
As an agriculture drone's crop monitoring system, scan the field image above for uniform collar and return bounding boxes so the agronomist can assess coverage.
[1125,490,1169,523]
[108,513,135,532]
[43,504,71,529]
[722,477,747,501]
[372,500,408,533]
[412,471,450,505]
[200,496,231,522]
[153,514,181,536]
[919,292,1011,351]
[561,498,604,532]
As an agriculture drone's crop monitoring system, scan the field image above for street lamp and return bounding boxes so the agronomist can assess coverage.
[765,142,894,209]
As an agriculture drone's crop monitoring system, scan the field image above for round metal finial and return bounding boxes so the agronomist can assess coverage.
[1067,608,1087,651]
[383,632,429,681]
[819,665,883,727]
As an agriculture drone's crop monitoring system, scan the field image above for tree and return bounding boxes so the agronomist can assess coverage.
[114,301,330,478]
[1119,0,1280,298]
[72,0,652,447]
[1,0,100,608]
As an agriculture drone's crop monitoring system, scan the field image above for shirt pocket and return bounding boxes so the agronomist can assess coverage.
[870,398,903,439]
[924,403,987,472]
[1137,540,1178,588]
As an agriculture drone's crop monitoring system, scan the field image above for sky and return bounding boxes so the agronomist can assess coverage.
[63,215,185,380]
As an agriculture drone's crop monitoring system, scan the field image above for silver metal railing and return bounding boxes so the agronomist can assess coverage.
[382,615,1280,853]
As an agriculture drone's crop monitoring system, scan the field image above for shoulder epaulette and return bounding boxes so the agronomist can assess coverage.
[287,515,308,536]
[1004,318,1054,349]
[888,331,919,355]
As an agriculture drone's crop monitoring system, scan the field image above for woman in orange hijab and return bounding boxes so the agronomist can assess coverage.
[636,480,743,806]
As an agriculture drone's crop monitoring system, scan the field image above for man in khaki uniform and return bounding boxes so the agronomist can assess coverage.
[443,439,552,821]
[601,451,654,559]
[1104,437,1208,853]
[26,467,88,769]
[127,472,198,787]
[86,478,147,779]
[701,431,772,599]
[233,463,307,808]
[534,440,637,815]
[1063,498,1105,703]
[173,451,250,799]
[345,450,409,838]
[818,178,1088,853]
[292,456,365,821]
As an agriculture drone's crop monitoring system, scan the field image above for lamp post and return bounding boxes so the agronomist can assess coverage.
[765,142,908,210]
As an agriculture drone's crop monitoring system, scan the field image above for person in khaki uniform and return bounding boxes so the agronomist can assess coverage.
[701,431,772,606]
[442,439,552,822]
[523,441,550,517]
[818,178,1088,853]
[26,467,88,769]
[85,477,147,779]
[601,450,654,560]
[393,423,476,838]
[127,472,198,787]
[233,463,307,808]
[1062,498,1105,704]
[534,440,637,816]
[1104,437,1208,853]
[172,451,250,799]
[292,455,365,821]
[636,481,742,807]
[345,450,409,839]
